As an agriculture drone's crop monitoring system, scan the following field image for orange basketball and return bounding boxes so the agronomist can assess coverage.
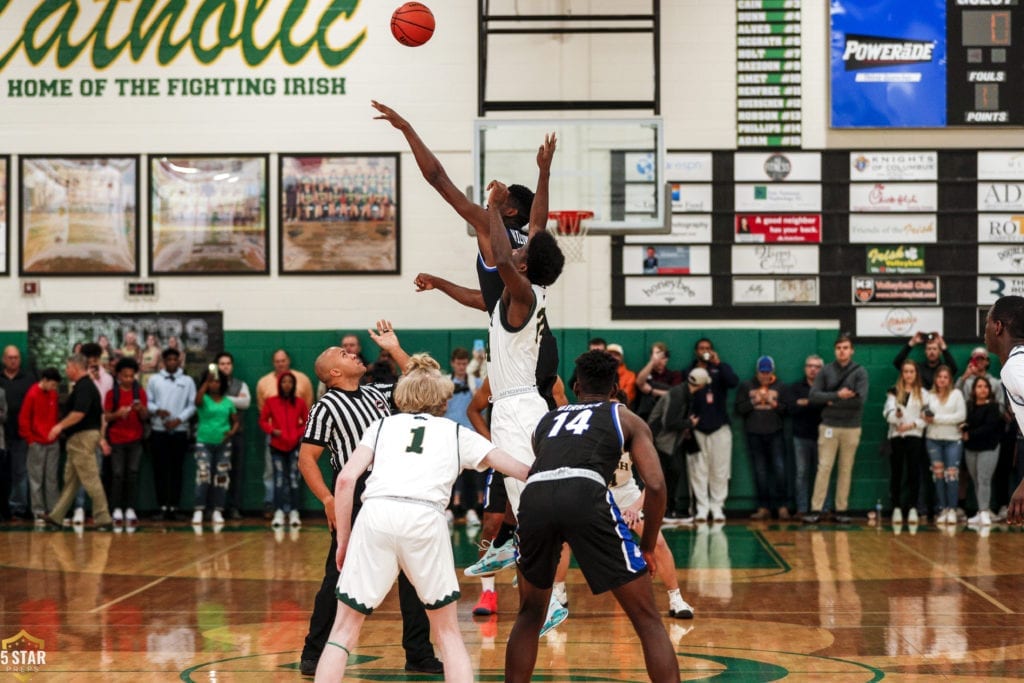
[391,2,435,47]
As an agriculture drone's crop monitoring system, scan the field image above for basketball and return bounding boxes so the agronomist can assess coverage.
[391,2,435,47]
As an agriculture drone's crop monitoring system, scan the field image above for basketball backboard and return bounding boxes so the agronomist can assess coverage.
[472,118,669,235]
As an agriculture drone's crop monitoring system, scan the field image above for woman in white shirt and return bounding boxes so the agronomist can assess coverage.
[883,361,928,524]
[923,366,967,525]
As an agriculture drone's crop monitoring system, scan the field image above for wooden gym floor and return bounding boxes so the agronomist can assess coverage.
[3,518,1024,681]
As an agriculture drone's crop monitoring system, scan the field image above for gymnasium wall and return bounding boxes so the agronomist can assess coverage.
[0,1,1011,511]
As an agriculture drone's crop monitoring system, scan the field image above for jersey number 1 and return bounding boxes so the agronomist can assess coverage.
[406,426,426,453]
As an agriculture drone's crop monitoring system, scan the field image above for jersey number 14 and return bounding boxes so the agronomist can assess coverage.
[546,409,593,437]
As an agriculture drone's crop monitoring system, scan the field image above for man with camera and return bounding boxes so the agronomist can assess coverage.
[893,331,958,391]
[687,339,739,522]
[956,346,1004,409]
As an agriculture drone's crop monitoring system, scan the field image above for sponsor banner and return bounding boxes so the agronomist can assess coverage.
[732,276,819,305]
[623,245,711,276]
[978,214,1024,242]
[735,214,822,243]
[979,244,1024,273]
[849,214,937,243]
[866,245,925,274]
[665,153,713,182]
[625,184,657,213]
[977,275,1024,305]
[852,276,939,305]
[734,183,822,211]
[978,151,1024,180]
[625,215,712,244]
[670,183,713,212]
[624,152,657,182]
[27,312,223,378]
[624,276,713,307]
[978,183,1024,211]
[849,182,938,212]
[849,151,938,180]
[731,244,819,274]
[830,0,947,127]
[733,152,821,181]
[856,307,945,338]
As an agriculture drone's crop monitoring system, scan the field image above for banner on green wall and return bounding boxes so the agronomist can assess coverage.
[27,311,224,378]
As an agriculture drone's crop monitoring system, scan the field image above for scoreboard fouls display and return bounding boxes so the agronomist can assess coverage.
[831,0,1023,128]
[947,0,1024,125]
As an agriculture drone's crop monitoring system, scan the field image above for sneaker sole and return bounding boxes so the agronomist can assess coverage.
[464,558,516,577]
[539,606,569,636]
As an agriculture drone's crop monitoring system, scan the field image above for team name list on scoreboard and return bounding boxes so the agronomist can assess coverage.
[3,76,347,98]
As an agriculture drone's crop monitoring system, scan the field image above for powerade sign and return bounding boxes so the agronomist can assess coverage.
[830,0,947,127]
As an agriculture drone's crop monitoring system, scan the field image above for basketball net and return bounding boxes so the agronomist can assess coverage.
[548,210,593,263]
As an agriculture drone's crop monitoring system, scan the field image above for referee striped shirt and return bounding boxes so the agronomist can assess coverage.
[302,383,396,475]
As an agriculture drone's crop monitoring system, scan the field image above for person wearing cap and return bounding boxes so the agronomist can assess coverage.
[686,366,728,522]
[606,344,638,405]
[735,356,788,521]
[893,331,957,391]
[804,333,869,525]
[687,340,739,523]
[956,346,1003,409]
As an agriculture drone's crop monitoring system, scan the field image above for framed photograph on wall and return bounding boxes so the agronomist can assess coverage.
[279,153,400,274]
[0,156,8,274]
[19,155,139,276]
[149,155,269,275]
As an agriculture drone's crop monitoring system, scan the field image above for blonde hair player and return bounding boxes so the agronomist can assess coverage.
[314,354,529,683]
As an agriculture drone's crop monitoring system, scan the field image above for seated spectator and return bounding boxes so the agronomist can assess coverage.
[735,356,787,520]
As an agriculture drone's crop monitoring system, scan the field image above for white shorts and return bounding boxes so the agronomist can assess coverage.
[336,498,458,613]
[490,393,549,515]
[609,477,641,510]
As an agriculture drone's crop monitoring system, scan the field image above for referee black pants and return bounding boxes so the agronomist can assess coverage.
[301,530,435,664]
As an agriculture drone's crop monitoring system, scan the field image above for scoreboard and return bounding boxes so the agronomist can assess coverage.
[831,0,1024,128]
[947,1,1024,125]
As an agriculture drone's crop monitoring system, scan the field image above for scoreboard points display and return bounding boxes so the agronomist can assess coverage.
[831,0,1024,128]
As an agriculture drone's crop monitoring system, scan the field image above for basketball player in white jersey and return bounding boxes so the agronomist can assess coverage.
[984,296,1024,524]
[314,354,529,683]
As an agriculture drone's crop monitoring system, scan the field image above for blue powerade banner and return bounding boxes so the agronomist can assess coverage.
[830,0,947,127]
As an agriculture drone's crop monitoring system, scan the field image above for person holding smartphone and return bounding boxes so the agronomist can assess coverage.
[103,357,148,528]
[893,331,958,391]
[923,366,967,525]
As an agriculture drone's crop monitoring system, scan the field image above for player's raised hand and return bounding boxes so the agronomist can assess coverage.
[369,319,399,350]
[371,100,407,129]
[414,273,437,292]
[486,180,509,206]
[537,132,557,170]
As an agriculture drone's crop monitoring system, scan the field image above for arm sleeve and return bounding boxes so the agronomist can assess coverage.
[231,382,252,411]
[178,380,198,422]
[893,343,912,370]
[457,426,498,471]
[734,381,754,417]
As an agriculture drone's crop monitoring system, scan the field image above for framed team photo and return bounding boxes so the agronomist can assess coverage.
[149,154,269,275]
[0,156,8,275]
[19,155,139,276]
[279,153,400,275]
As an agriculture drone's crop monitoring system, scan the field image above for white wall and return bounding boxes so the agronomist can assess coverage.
[3,1,1020,333]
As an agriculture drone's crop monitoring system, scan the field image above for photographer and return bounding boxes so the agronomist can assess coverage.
[893,331,958,390]
[956,347,1004,409]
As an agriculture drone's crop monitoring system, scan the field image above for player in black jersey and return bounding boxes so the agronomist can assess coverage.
[506,350,679,683]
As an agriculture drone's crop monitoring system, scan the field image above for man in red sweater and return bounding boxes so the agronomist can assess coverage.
[18,368,61,524]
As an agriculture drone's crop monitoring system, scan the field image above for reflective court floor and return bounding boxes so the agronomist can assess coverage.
[4,518,1024,681]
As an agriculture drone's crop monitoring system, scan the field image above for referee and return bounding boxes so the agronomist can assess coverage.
[296,320,441,676]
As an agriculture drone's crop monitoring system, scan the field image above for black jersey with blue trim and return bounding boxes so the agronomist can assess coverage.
[531,401,624,483]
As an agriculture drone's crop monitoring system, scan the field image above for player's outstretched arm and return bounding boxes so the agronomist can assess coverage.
[481,447,531,482]
[413,273,486,311]
[488,181,534,327]
[528,133,556,239]
[467,376,492,439]
[619,406,666,563]
[368,319,411,374]
[371,100,487,232]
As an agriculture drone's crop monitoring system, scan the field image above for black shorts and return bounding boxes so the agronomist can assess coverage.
[483,469,508,514]
[516,477,647,595]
